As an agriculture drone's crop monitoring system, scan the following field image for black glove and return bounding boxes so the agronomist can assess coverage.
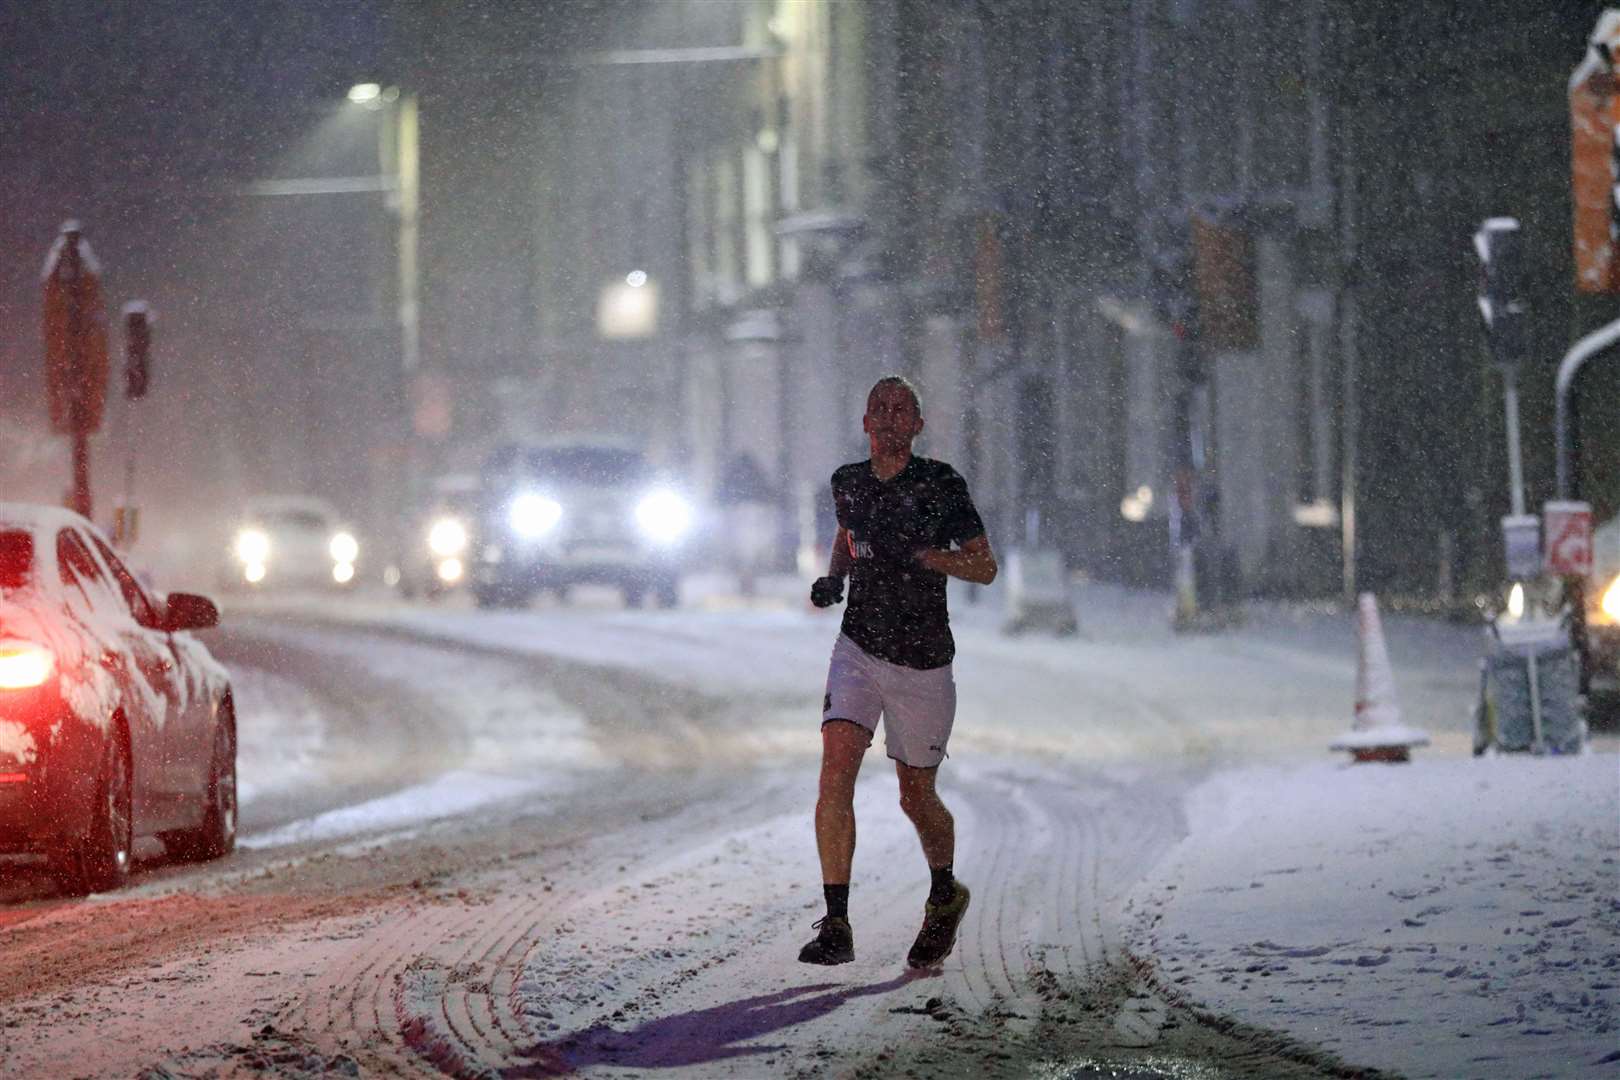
[810,575,845,608]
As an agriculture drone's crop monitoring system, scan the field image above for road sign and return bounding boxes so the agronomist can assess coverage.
[1543,500,1594,577]
[1502,514,1542,580]
[41,222,109,435]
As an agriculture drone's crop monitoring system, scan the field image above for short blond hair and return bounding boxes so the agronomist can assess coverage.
[868,374,921,414]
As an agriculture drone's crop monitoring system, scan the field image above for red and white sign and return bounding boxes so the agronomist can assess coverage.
[1544,500,1593,577]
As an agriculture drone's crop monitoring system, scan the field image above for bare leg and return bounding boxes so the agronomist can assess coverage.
[814,721,870,883]
[896,761,954,870]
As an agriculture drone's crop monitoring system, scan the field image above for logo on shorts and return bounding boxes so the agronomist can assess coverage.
[824,693,833,713]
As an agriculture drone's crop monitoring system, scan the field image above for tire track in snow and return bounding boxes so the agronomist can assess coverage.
[85,608,1379,1079]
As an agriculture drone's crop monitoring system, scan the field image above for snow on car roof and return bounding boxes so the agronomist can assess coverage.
[0,502,160,733]
[241,495,343,519]
[0,501,101,534]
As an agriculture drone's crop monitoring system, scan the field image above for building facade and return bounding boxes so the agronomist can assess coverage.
[394,0,1605,601]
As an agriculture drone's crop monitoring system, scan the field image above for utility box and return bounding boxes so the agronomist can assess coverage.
[1474,622,1587,756]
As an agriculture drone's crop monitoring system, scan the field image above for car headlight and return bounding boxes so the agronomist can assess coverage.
[635,489,694,545]
[427,517,468,557]
[509,494,563,538]
[1601,575,1620,623]
[235,528,270,564]
[329,532,359,564]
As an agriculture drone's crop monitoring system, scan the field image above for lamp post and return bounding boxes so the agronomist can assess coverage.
[244,83,422,574]
[358,84,423,570]
[354,83,421,381]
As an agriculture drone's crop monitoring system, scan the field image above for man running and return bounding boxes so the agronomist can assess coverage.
[799,375,997,968]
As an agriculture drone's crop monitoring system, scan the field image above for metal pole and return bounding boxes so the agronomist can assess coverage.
[64,239,92,520]
[394,90,421,581]
[71,432,91,520]
[120,389,136,544]
[1502,366,1526,518]
[1554,314,1620,498]
[1552,315,1620,694]
[1527,647,1545,755]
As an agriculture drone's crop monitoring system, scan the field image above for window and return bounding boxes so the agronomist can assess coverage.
[262,510,330,532]
[0,530,33,590]
[88,533,157,627]
[57,529,110,605]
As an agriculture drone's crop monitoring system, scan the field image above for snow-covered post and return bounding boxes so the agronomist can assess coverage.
[41,220,110,520]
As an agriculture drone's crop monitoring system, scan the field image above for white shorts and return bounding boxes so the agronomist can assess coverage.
[822,633,957,768]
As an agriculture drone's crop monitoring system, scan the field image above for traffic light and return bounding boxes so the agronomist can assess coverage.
[1147,218,1197,342]
[123,301,150,400]
[1473,217,1527,369]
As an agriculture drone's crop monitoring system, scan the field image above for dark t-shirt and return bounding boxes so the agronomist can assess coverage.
[832,456,986,670]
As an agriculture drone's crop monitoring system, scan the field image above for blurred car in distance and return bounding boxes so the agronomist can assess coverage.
[224,495,359,591]
[0,503,235,894]
[472,441,696,609]
[399,473,478,600]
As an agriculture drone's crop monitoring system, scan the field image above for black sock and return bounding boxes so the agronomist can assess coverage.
[824,884,849,921]
[929,865,955,905]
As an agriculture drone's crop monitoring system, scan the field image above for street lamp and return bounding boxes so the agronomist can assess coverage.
[349,83,419,378]
[351,82,422,577]
[244,83,421,571]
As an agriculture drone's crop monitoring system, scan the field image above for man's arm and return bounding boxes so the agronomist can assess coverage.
[810,526,854,608]
[827,525,853,579]
[917,534,997,585]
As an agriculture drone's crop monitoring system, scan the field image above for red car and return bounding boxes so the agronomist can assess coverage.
[0,504,235,895]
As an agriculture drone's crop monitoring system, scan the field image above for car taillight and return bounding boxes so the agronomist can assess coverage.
[0,644,53,690]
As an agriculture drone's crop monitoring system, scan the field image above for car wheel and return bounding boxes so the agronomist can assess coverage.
[622,584,644,609]
[55,731,133,896]
[474,584,506,609]
[167,716,237,862]
[655,579,679,609]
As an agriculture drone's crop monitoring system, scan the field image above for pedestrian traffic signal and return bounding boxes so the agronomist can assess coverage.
[1474,217,1527,369]
[123,302,151,400]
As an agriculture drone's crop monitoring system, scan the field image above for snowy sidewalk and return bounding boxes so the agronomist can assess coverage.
[1125,752,1620,1079]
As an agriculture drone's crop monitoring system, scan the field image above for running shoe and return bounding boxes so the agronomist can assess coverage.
[906,882,970,968]
[797,915,854,965]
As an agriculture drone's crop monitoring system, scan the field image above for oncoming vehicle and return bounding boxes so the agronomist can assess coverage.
[472,442,696,609]
[0,504,235,895]
[400,473,478,600]
[1580,513,1620,691]
[226,495,360,591]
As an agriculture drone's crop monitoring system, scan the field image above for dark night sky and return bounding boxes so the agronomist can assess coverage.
[0,0,651,555]
[0,1,388,328]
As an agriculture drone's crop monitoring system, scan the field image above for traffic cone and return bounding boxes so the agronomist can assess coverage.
[1330,592,1430,763]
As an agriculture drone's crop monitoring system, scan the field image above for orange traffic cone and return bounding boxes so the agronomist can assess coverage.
[1330,592,1430,763]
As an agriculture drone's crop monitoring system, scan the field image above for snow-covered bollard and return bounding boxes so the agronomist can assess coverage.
[1001,546,1077,636]
[1330,592,1430,763]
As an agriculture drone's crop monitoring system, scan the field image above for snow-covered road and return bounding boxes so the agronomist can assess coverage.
[0,581,1611,1077]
